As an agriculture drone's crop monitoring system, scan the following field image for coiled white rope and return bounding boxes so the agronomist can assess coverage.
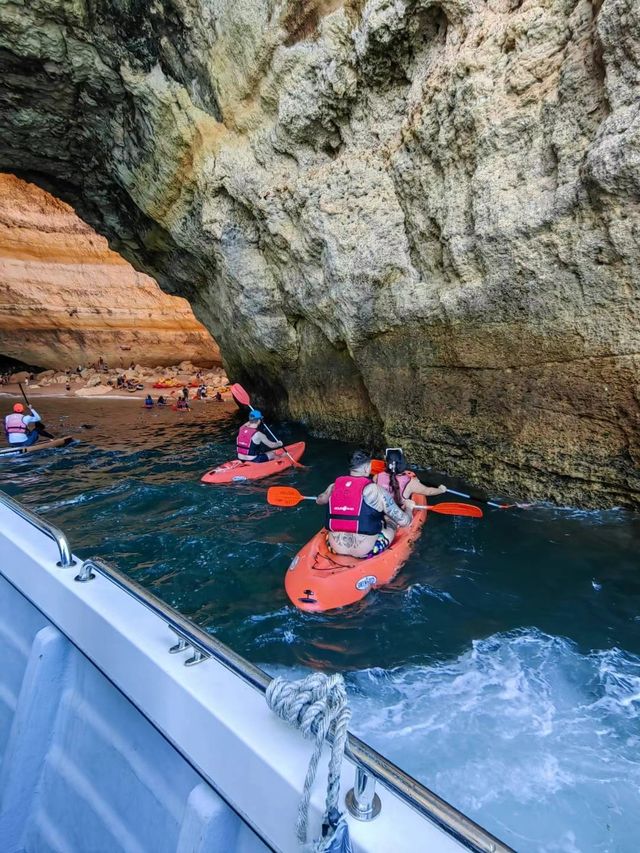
[266,672,352,850]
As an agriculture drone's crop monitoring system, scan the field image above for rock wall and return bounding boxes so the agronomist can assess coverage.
[0,0,638,505]
[0,174,221,369]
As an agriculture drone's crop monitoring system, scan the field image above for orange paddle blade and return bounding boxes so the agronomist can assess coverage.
[267,486,310,507]
[370,459,385,475]
[231,383,251,407]
[427,502,483,518]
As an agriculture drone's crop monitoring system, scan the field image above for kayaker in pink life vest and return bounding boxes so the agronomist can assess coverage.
[315,450,414,559]
[4,402,42,447]
[236,410,283,463]
[374,448,446,509]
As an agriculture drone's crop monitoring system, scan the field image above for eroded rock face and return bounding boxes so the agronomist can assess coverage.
[0,0,638,505]
[0,174,221,369]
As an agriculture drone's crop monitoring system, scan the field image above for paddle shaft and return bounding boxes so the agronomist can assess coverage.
[18,382,30,407]
[261,421,296,461]
[298,501,446,509]
[374,452,529,508]
[268,488,480,516]
[18,383,55,439]
[443,487,507,509]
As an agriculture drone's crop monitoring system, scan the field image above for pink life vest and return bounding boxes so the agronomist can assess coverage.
[376,471,413,503]
[4,412,27,437]
[327,476,383,535]
[237,425,259,457]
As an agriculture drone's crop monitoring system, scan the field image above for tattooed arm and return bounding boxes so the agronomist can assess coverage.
[364,484,412,526]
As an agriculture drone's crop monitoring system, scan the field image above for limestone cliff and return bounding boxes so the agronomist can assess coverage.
[0,174,220,369]
[0,0,638,505]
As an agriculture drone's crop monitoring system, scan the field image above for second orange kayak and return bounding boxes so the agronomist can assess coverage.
[285,493,427,612]
[201,441,305,484]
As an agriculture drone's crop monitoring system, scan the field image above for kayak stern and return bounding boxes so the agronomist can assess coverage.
[285,494,427,612]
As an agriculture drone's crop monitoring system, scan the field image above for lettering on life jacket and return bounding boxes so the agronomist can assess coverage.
[327,476,383,535]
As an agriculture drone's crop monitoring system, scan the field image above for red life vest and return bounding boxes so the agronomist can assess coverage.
[4,413,27,437]
[237,425,259,457]
[326,476,383,536]
[376,471,414,503]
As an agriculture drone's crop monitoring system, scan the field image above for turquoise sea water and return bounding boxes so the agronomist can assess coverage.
[2,396,639,851]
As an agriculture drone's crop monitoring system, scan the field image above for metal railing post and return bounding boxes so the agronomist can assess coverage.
[345,767,381,821]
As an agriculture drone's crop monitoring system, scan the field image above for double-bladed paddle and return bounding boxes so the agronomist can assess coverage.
[231,383,305,469]
[267,486,483,517]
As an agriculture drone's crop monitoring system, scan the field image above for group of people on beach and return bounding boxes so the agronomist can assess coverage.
[142,386,223,409]
[236,410,447,560]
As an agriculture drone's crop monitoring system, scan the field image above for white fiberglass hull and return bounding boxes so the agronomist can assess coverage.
[0,492,509,853]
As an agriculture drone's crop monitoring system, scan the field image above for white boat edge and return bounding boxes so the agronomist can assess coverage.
[0,489,512,853]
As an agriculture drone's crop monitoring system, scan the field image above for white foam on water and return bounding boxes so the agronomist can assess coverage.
[405,583,460,605]
[346,629,640,852]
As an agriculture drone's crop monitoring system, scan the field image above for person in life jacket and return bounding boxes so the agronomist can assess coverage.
[315,450,414,559]
[144,394,154,407]
[236,410,283,462]
[374,448,446,509]
[4,402,42,446]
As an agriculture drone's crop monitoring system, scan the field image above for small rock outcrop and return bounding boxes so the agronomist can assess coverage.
[0,0,639,505]
[0,174,221,369]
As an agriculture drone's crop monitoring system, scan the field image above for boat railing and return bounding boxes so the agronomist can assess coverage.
[0,489,513,853]
[0,489,75,568]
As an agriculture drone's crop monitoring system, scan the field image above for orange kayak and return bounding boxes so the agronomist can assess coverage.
[201,441,305,484]
[285,493,427,612]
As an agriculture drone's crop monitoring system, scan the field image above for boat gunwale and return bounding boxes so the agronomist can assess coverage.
[0,488,513,853]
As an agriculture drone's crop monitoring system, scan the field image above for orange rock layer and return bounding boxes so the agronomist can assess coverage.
[0,173,221,369]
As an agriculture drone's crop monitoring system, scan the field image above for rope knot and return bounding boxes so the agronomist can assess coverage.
[266,672,352,849]
[268,672,347,739]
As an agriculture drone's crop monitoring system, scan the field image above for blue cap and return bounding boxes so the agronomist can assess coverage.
[249,409,263,420]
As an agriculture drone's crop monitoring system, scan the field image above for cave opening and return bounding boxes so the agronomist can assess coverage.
[0,172,223,391]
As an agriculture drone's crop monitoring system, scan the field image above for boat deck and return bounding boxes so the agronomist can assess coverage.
[0,490,511,853]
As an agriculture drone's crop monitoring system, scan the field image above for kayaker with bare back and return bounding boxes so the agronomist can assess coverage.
[236,410,283,462]
[3,402,42,447]
[315,450,413,559]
